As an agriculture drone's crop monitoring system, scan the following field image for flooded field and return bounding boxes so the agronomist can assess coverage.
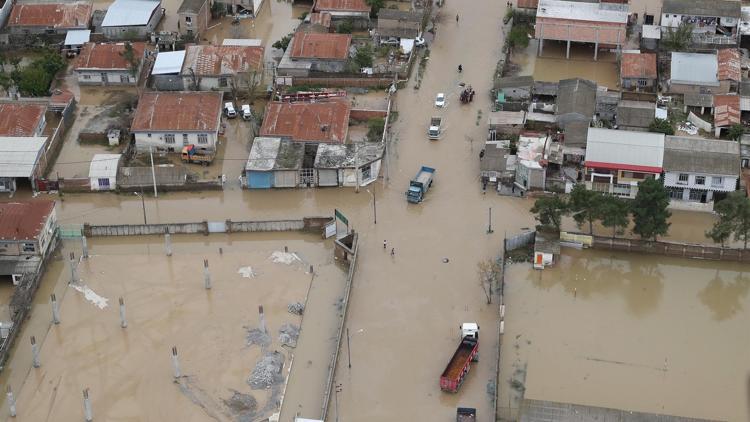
[499,249,750,421]
[515,40,619,89]
[0,233,345,421]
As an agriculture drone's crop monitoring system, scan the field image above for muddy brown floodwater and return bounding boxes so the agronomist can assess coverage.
[0,234,345,421]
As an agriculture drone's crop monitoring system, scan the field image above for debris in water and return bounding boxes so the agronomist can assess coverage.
[237,266,257,278]
[223,389,257,414]
[287,302,304,315]
[442,258,450,263]
[248,351,285,390]
[246,327,270,348]
[270,251,301,265]
[278,323,300,348]
[70,283,109,309]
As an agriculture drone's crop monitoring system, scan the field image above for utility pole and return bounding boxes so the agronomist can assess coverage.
[149,146,158,197]
[346,327,352,368]
[487,207,494,234]
[335,384,343,422]
[368,188,377,225]
[139,186,147,224]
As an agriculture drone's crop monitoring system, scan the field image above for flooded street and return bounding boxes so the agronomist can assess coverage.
[500,249,750,421]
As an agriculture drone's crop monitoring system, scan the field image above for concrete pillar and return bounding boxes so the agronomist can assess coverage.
[594,42,598,61]
[171,346,181,379]
[258,305,266,334]
[69,252,79,284]
[203,259,211,289]
[119,297,127,328]
[164,230,172,257]
[566,39,571,59]
[83,389,93,422]
[81,236,89,259]
[51,294,60,325]
[30,336,40,368]
[7,386,16,417]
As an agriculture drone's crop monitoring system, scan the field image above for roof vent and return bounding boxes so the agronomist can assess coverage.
[320,124,328,132]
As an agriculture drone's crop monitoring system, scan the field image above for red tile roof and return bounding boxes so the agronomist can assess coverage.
[0,103,46,137]
[8,2,92,29]
[717,48,741,82]
[131,92,223,132]
[181,45,263,76]
[290,32,351,60]
[309,12,332,28]
[314,0,370,12]
[713,94,741,127]
[74,42,146,70]
[620,52,657,79]
[260,100,350,143]
[517,0,538,8]
[0,201,55,241]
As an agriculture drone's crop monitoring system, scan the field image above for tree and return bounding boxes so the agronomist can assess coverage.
[210,0,226,18]
[649,118,674,135]
[662,22,693,52]
[337,19,353,34]
[9,57,21,72]
[272,33,293,51]
[120,42,140,77]
[507,24,529,50]
[354,45,374,68]
[366,117,384,142]
[728,124,745,142]
[15,67,52,96]
[477,258,501,304]
[708,192,750,248]
[631,178,671,240]
[530,196,568,232]
[569,184,603,234]
[365,0,384,17]
[599,195,630,238]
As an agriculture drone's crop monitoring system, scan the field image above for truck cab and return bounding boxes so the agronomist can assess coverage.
[461,322,479,340]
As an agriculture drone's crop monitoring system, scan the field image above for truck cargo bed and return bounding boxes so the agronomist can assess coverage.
[442,339,476,380]
[416,172,432,185]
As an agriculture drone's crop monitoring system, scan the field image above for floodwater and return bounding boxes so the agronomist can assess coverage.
[499,249,750,421]
[1,234,343,421]
[515,39,619,89]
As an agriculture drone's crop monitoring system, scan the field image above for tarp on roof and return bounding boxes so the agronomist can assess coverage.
[64,29,91,46]
[101,0,161,27]
[152,50,186,75]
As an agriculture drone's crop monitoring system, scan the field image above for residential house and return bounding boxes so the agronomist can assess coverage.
[480,140,512,184]
[584,127,665,199]
[668,51,739,95]
[305,12,332,32]
[89,154,121,191]
[514,133,551,192]
[494,75,533,111]
[629,0,662,25]
[534,0,628,60]
[260,100,350,143]
[487,111,526,135]
[683,93,713,114]
[150,50,186,90]
[74,42,147,85]
[100,0,163,39]
[376,9,422,39]
[130,92,223,152]
[313,0,370,28]
[640,24,661,50]
[0,137,49,193]
[177,0,209,39]
[0,103,47,137]
[556,78,597,148]
[0,200,57,258]
[277,32,351,76]
[616,100,656,131]
[712,94,741,137]
[661,0,740,46]
[244,137,304,189]
[663,136,739,209]
[314,142,383,187]
[180,44,264,91]
[7,2,92,35]
[620,52,657,92]
[214,0,263,16]
[596,89,620,122]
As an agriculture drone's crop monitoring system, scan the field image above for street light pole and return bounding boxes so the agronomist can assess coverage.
[367,188,377,225]
[346,327,352,368]
[487,207,494,234]
[139,186,147,225]
[335,384,343,422]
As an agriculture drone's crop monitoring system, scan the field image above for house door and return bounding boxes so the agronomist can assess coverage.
[101,73,108,84]
[644,14,654,25]
[120,74,129,83]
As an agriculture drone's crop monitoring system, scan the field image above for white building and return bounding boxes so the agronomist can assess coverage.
[0,137,48,193]
[100,0,163,40]
[130,92,223,153]
[662,136,740,210]
[89,154,121,191]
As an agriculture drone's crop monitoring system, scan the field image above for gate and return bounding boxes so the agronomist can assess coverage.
[207,221,226,233]
[36,179,60,192]
[59,225,83,238]
[299,168,315,187]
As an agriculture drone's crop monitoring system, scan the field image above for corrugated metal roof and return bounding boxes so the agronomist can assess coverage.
[663,0,740,18]
[585,128,665,169]
[101,0,160,27]
[0,201,55,241]
[8,2,92,29]
[245,137,281,171]
[717,48,741,82]
[222,38,263,46]
[663,136,740,175]
[89,154,121,178]
[0,103,46,137]
[152,50,185,75]
[537,0,628,23]
[64,29,91,46]
[620,52,657,79]
[290,32,351,60]
[314,0,369,13]
[0,137,47,178]
[131,92,222,132]
[182,45,263,76]
[670,52,719,86]
[74,42,146,70]
[260,100,350,143]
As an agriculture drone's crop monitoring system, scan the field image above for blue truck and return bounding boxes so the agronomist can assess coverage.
[406,166,435,203]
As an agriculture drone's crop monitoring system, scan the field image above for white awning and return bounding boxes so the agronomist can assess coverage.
[64,30,91,46]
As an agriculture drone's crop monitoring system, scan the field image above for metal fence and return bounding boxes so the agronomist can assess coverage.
[504,231,535,252]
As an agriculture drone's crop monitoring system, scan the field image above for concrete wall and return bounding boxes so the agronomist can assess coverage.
[7,25,87,35]
[90,176,116,191]
[535,18,626,45]
[134,130,218,152]
[622,77,656,91]
[664,171,737,191]
[77,69,138,85]
[669,81,731,95]
[292,77,392,88]
[151,74,185,90]
[350,108,387,121]
[83,217,333,236]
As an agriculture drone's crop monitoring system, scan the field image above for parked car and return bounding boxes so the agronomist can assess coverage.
[380,37,400,46]
[241,104,252,120]
[224,102,237,118]
[235,9,253,18]
[415,33,426,47]
[435,93,446,108]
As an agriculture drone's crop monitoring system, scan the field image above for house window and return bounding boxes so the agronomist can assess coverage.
[637,79,648,87]
[165,134,175,144]
[197,134,208,144]
[711,176,723,187]
[219,77,228,87]
[98,178,110,188]
[82,75,91,80]
[677,173,689,184]
[689,189,704,201]
[120,74,129,83]
[22,243,35,252]
[183,134,189,145]
[147,133,152,137]
[185,16,192,24]
[668,187,684,199]
[695,175,706,185]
